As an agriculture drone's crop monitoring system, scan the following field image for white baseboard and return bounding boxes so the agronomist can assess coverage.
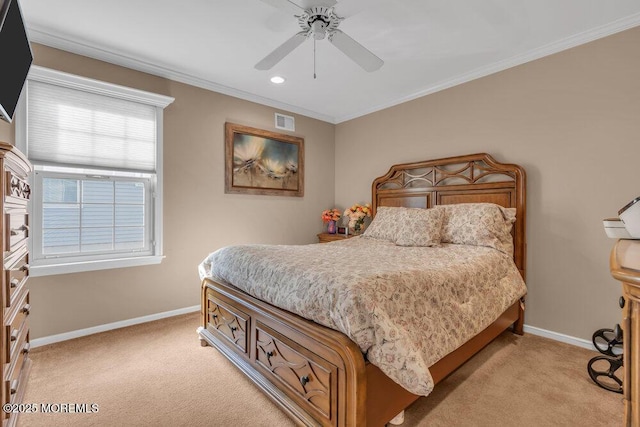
[30,305,200,348]
[523,324,595,351]
[30,308,597,352]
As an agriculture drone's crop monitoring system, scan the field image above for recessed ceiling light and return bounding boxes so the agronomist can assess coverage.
[270,76,285,84]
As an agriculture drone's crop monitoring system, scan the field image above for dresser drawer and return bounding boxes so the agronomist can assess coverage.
[205,290,249,354]
[4,211,28,253]
[255,322,336,421]
[5,290,29,364]
[2,356,31,427]
[4,346,30,415]
[7,323,28,374]
[4,253,28,308]
[3,241,27,273]
[5,171,30,203]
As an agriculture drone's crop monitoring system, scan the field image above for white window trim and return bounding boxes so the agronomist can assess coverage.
[16,66,174,277]
[30,255,165,277]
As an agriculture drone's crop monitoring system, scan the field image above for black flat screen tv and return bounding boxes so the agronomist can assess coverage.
[0,0,32,123]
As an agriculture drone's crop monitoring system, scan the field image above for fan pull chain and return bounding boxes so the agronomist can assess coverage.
[313,38,317,79]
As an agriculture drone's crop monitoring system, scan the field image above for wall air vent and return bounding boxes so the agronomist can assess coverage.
[275,113,295,131]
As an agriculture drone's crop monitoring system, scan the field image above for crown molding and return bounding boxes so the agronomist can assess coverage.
[334,11,640,123]
[26,26,336,124]
[27,11,640,125]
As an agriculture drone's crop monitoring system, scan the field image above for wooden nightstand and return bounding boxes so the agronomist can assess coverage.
[317,233,353,243]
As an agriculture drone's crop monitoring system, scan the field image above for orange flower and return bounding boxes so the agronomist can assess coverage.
[321,208,342,223]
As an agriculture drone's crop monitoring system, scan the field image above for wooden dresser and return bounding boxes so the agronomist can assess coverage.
[610,239,640,426]
[0,143,32,427]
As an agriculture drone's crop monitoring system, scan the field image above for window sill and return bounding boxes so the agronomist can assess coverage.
[29,255,165,277]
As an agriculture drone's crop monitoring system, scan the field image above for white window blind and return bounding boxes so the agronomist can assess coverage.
[16,66,174,276]
[27,80,157,172]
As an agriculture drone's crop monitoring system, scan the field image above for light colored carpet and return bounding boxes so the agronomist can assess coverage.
[18,312,622,426]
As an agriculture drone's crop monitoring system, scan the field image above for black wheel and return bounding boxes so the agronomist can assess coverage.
[587,355,623,394]
[592,328,622,357]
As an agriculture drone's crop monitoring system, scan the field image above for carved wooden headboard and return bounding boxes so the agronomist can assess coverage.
[371,153,526,279]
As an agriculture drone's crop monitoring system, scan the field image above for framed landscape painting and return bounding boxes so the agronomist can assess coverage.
[225,122,304,197]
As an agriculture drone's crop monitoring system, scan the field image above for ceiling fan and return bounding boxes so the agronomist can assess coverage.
[256,0,384,73]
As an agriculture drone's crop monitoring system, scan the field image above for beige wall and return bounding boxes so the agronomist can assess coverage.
[26,44,336,338]
[335,27,640,341]
[18,26,640,342]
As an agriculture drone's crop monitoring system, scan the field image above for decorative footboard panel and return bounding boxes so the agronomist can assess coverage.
[198,278,368,427]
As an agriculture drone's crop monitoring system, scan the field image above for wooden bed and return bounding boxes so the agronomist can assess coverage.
[198,153,526,426]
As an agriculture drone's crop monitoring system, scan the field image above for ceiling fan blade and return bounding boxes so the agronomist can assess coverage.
[255,32,308,70]
[328,30,383,72]
[258,0,304,15]
[300,0,336,8]
[332,0,385,18]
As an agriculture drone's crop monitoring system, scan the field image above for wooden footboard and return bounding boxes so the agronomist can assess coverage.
[199,278,367,426]
[198,278,523,427]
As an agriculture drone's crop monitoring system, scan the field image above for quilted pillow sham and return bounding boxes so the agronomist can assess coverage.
[363,206,443,247]
[436,203,516,255]
[361,206,398,242]
[394,208,443,247]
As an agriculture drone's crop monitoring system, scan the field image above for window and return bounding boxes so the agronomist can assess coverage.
[35,171,152,258]
[16,66,174,276]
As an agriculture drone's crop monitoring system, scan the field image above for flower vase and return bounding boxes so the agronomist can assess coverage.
[327,220,337,234]
[349,221,364,235]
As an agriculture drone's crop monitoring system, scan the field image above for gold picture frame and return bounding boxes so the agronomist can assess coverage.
[225,122,304,197]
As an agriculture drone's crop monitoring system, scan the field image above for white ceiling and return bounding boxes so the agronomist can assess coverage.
[20,0,640,123]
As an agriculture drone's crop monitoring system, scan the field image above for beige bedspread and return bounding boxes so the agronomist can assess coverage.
[198,237,526,396]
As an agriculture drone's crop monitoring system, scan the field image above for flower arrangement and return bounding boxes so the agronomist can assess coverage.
[321,208,342,223]
[343,203,372,234]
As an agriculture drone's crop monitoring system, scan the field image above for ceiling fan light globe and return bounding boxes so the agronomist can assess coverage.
[311,20,327,39]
